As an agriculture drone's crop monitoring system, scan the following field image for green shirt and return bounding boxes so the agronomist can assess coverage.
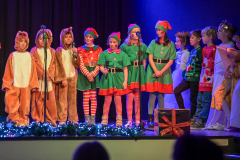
[183,46,203,82]
[97,49,131,69]
[120,43,148,62]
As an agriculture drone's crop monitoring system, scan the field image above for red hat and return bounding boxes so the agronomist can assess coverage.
[155,21,172,33]
[108,32,121,44]
[84,28,99,39]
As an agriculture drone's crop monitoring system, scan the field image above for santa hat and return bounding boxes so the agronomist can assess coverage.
[60,26,74,49]
[128,24,140,34]
[14,31,29,52]
[155,21,172,33]
[84,28,99,39]
[107,32,121,44]
[35,29,53,49]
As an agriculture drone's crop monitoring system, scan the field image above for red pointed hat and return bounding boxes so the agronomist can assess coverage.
[108,32,121,44]
[155,21,172,33]
[84,28,99,39]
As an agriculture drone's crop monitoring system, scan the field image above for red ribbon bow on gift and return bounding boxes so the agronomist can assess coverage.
[158,109,190,137]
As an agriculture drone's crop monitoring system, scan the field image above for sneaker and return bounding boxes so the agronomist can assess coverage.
[191,119,205,129]
[224,127,240,132]
[190,118,197,126]
[212,123,225,131]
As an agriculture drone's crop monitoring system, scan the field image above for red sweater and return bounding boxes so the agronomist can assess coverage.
[198,45,216,92]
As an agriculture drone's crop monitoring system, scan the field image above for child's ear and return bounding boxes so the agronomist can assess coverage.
[198,37,202,42]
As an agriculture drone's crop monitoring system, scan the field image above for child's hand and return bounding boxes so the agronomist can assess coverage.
[122,81,127,90]
[72,48,78,53]
[62,80,68,87]
[47,75,52,82]
[153,70,162,77]
[103,68,109,74]
[87,73,94,82]
[2,87,9,91]
[31,88,37,92]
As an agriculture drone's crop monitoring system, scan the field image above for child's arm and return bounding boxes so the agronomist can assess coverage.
[2,53,14,91]
[160,60,174,74]
[149,54,161,77]
[123,66,128,90]
[29,55,39,91]
[99,65,108,74]
[143,59,146,69]
[90,48,103,77]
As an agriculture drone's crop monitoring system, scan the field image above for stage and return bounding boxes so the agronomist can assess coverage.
[0,120,240,160]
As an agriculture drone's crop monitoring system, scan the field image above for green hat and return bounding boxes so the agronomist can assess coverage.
[84,28,99,39]
[155,20,172,33]
[128,24,140,34]
[108,32,121,44]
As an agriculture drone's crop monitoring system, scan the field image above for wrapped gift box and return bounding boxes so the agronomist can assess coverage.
[154,109,190,136]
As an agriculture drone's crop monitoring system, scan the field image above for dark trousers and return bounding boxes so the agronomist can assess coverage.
[174,79,199,118]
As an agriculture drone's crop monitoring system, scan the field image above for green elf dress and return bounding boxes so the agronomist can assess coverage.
[97,48,131,95]
[120,42,147,91]
[145,40,176,93]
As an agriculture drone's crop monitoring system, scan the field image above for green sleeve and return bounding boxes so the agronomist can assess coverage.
[97,52,106,65]
[169,42,177,60]
[122,52,131,67]
[142,44,148,59]
[146,40,155,55]
[197,47,203,64]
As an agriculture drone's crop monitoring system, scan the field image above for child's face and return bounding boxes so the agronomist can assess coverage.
[84,34,94,45]
[38,34,45,47]
[175,37,184,49]
[19,38,27,50]
[130,28,140,40]
[235,38,240,49]
[201,33,212,45]
[190,34,201,47]
[64,33,73,45]
[217,26,228,41]
[109,38,118,50]
[156,29,165,38]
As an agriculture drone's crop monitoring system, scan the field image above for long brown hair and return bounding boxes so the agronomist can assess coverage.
[156,34,170,46]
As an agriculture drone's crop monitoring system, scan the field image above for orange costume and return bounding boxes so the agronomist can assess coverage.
[2,31,39,126]
[55,27,79,124]
[31,29,58,126]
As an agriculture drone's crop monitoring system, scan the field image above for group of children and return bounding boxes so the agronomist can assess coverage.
[2,20,240,131]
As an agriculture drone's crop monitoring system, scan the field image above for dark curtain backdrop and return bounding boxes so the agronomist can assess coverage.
[0,0,239,121]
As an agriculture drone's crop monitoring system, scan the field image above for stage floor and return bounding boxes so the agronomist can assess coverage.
[0,123,240,160]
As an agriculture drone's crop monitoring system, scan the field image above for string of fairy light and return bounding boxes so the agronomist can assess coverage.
[0,121,145,138]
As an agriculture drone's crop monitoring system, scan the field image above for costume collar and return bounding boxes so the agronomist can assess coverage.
[130,42,139,46]
[82,45,99,51]
[155,39,170,47]
[107,48,121,54]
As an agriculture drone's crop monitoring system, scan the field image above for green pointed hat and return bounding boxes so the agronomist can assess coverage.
[84,28,99,39]
[107,32,121,44]
[128,24,140,34]
[155,20,172,33]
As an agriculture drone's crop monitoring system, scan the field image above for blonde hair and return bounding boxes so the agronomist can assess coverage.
[124,32,143,46]
[201,26,217,42]
[219,20,235,40]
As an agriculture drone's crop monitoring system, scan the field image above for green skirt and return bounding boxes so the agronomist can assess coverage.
[128,65,146,91]
[145,63,173,93]
[77,66,100,91]
[98,72,129,96]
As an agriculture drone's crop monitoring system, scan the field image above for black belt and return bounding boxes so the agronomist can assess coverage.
[131,61,143,66]
[153,59,168,64]
[109,68,122,74]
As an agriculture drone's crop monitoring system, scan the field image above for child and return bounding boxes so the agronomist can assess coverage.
[97,32,130,127]
[120,24,147,127]
[206,21,235,130]
[75,28,102,124]
[146,21,176,127]
[191,26,217,129]
[164,31,190,109]
[31,29,57,126]
[55,27,79,125]
[174,29,203,119]
[210,30,240,131]
[2,31,39,126]
[229,31,240,131]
